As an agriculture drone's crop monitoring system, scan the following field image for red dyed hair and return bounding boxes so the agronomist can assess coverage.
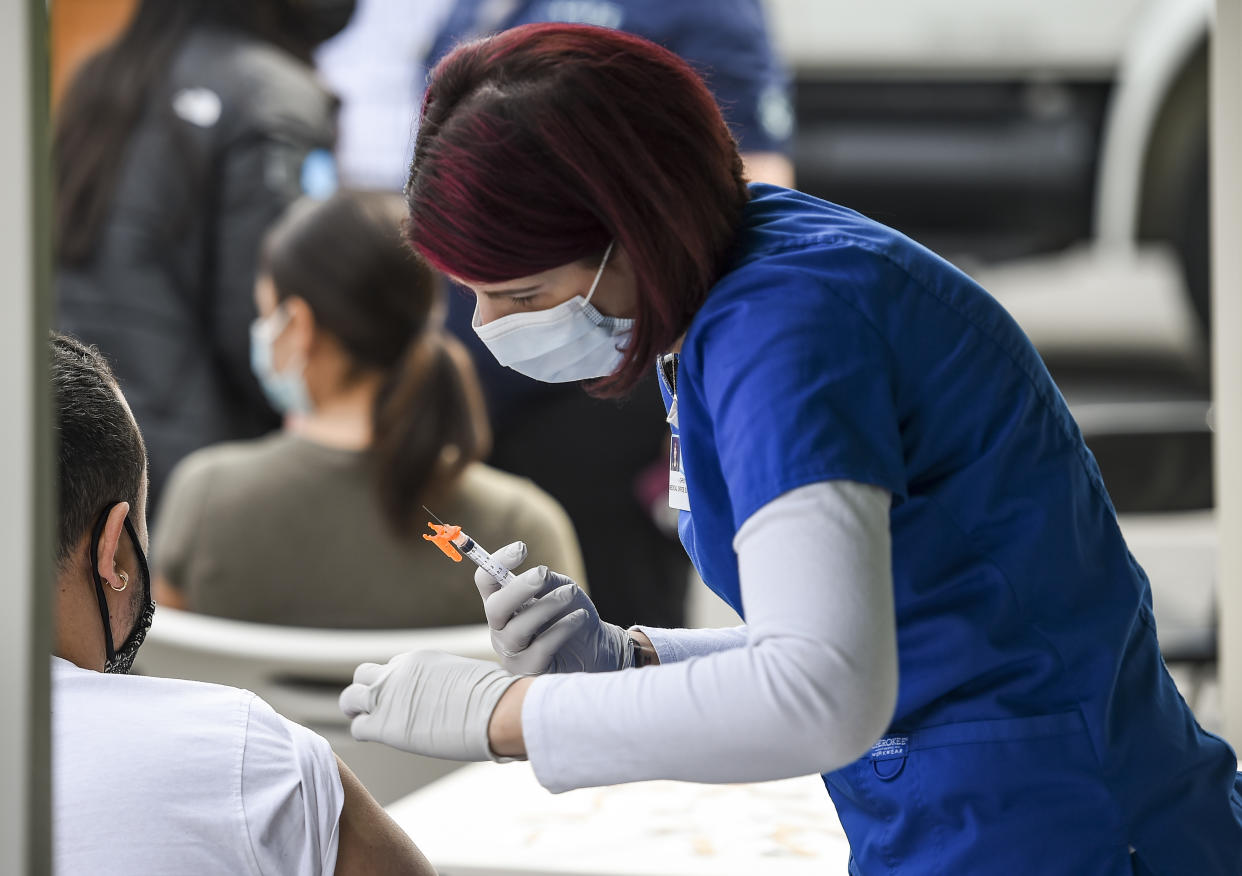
[406,23,750,395]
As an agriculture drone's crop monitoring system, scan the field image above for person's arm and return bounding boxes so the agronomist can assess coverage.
[667,0,795,186]
[243,695,436,875]
[334,756,436,876]
[487,480,898,791]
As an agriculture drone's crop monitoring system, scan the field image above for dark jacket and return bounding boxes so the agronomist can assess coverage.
[58,26,337,509]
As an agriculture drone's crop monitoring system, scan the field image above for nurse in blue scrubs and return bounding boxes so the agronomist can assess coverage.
[340,23,1242,874]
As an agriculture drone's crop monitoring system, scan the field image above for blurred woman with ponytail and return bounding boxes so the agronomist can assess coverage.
[151,191,585,628]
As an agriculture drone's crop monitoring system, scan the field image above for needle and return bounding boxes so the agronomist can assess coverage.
[422,504,447,526]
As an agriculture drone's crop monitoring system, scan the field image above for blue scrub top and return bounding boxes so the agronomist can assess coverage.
[661,184,1242,874]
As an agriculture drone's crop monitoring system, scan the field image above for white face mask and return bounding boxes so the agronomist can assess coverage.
[249,306,313,415]
[472,241,634,383]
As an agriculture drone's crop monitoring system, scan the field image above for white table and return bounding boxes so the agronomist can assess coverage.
[386,762,852,876]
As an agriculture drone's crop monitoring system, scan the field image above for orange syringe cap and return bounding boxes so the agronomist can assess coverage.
[423,523,464,561]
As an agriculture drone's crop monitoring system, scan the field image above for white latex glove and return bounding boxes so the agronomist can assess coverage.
[339,650,519,761]
[476,542,634,675]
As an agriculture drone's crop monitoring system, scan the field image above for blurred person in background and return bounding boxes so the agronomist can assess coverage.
[426,0,794,186]
[54,0,355,514]
[50,333,433,876]
[316,0,457,191]
[152,191,585,628]
[424,0,795,629]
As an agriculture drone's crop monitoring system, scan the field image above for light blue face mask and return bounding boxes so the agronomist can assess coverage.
[472,241,634,383]
[250,306,312,416]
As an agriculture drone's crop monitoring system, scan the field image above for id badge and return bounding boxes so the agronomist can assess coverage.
[669,433,690,511]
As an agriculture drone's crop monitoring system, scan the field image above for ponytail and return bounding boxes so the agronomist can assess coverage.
[370,331,491,536]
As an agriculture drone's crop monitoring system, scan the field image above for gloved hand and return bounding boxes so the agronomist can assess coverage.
[339,650,519,761]
[476,542,634,676]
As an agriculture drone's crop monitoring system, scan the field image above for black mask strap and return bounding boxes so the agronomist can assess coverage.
[88,499,147,661]
[88,500,132,665]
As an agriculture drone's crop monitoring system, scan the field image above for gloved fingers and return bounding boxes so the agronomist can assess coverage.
[351,661,387,686]
[339,682,373,719]
[492,582,582,654]
[474,541,528,598]
[515,608,590,675]
[343,651,517,759]
[348,712,380,743]
[483,566,572,630]
[340,661,393,718]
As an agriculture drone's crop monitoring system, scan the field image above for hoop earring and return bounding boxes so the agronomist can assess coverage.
[109,570,129,593]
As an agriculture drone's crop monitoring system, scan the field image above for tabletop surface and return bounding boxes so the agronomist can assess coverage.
[386,761,852,876]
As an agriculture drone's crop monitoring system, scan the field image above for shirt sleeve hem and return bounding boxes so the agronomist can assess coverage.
[730,466,904,539]
[238,694,267,876]
[630,626,682,664]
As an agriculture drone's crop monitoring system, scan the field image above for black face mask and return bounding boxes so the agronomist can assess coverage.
[89,502,155,674]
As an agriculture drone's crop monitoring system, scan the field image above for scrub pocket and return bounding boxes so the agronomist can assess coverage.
[825,711,1134,876]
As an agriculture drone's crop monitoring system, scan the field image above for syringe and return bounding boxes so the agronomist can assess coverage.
[422,506,517,586]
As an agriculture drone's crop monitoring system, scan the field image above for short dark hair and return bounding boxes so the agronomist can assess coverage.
[406,23,751,396]
[51,333,147,566]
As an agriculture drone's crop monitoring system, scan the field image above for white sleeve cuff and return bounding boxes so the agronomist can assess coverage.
[629,625,748,664]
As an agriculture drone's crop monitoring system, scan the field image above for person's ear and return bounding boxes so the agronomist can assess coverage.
[94,501,131,593]
[274,295,316,370]
[271,293,315,367]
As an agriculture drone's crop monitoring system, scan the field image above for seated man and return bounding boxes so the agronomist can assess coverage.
[49,332,435,876]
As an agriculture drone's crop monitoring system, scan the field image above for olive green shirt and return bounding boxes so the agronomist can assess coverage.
[152,433,586,628]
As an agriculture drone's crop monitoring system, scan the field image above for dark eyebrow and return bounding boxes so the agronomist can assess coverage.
[480,285,540,297]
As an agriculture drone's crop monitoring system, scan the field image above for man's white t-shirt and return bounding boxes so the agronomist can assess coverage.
[52,656,344,876]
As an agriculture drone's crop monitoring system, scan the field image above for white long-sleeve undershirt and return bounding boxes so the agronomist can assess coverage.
[521,480,898,792]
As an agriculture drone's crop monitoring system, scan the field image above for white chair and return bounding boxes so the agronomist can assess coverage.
[1118,510,1219,730]
[136,607,495,805]
[1118,510,1217,660]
